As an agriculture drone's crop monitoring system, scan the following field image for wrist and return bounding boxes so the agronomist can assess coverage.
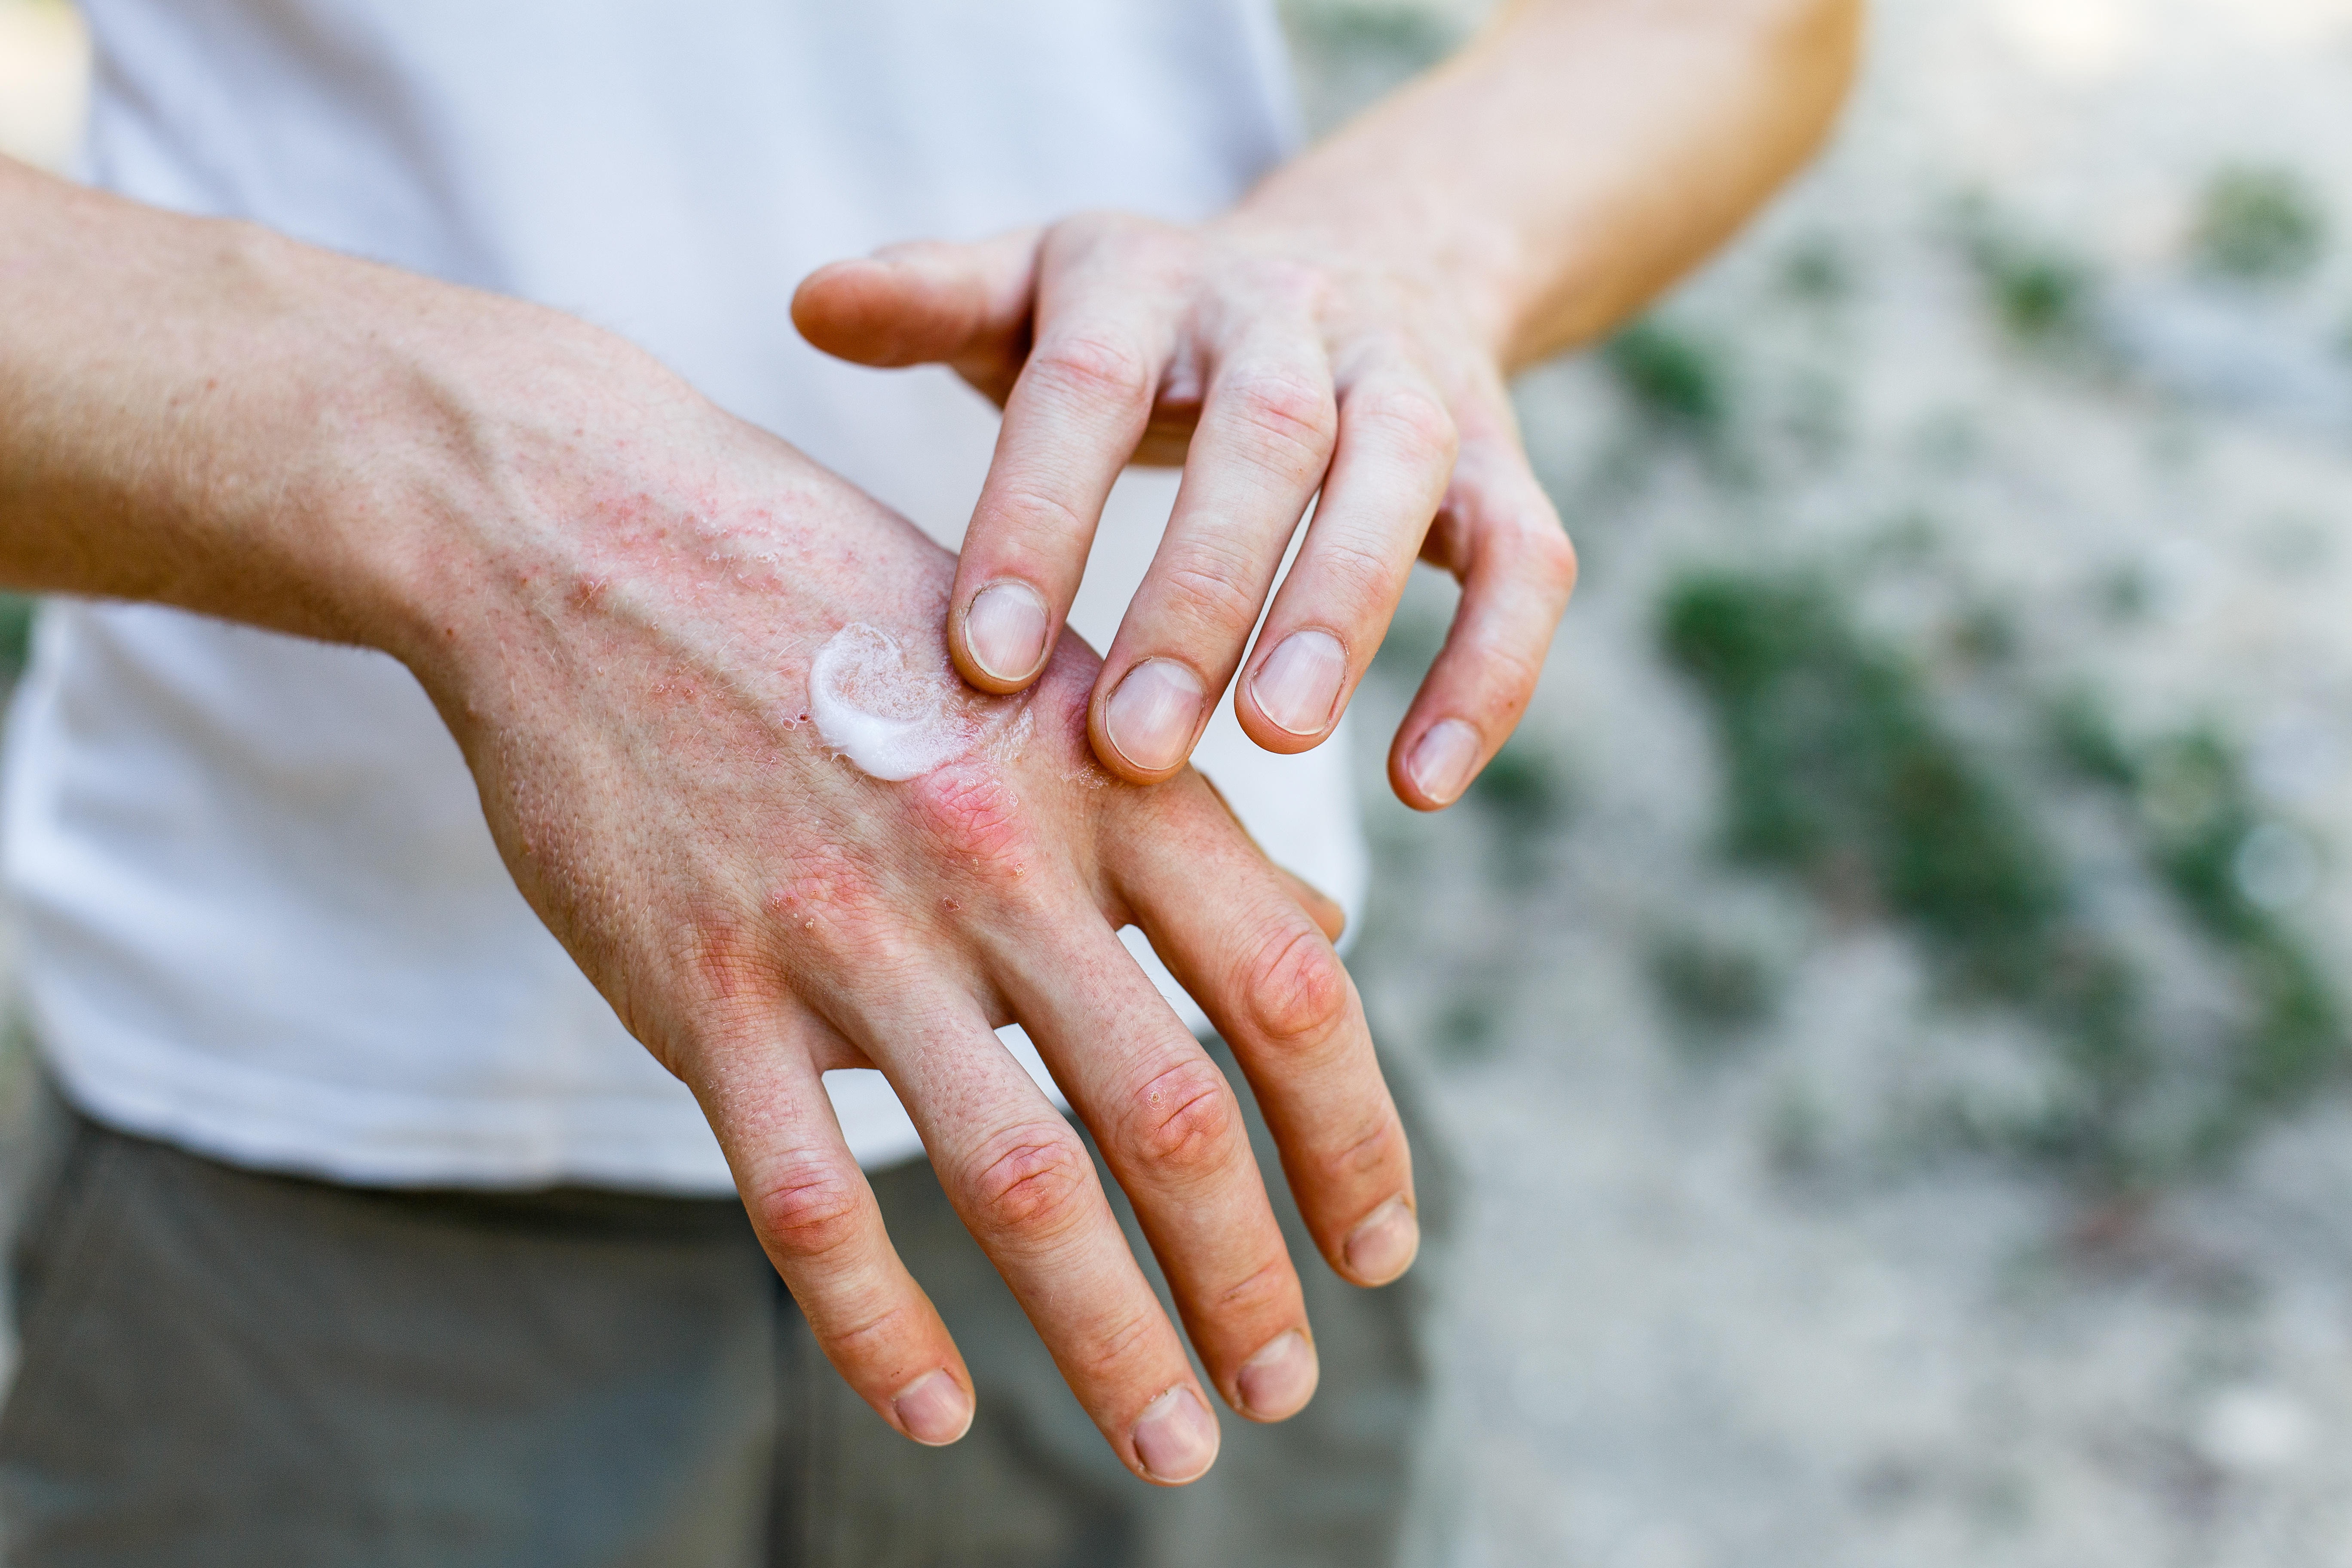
[300,271,700,691]
[1223,165,1525,372]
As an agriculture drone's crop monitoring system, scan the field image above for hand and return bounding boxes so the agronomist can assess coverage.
[791,211,1579,808]
[0,165,1415,1485]
[383,331,1420,1485]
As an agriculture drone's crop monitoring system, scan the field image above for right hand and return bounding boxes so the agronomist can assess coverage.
[375,320,1421,1486]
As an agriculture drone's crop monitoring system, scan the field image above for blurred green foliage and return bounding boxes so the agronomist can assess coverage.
[1660,571,2069,988]
[1651,927,1779,1038]
[1470,737,1569,828]
[1659,569,2326,1186]
[1280,0,1453,58]
[0,594,35,677]
[1467,736,1573,892]
[1779,234,1854,303]
[1954,195,2100,345]
[1660,564,2352,1185]
[1603,319,1730,438]
[1276,1,1460,130]
[1434,988,1503,1063]
[2051,698,2348,1146]
[2191,165,2328,283]
[1975,241,2098,342]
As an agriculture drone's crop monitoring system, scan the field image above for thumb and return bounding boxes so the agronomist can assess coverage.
[791,227,1041,393]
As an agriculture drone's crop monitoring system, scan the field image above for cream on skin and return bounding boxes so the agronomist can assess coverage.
[808,622,1016,780]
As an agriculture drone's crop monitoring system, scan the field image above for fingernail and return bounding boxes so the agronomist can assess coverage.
[1406,719,1482,806]
[1103,659,1205,773]
[1132,1385,1220,1483]
[893,1369,974,1446]
[964,581,1050,683]
[1236,1330,1320,1421]
[1249,630,1348,737]
[1344,1197,1420,1285]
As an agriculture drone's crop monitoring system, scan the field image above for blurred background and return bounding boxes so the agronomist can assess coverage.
[10,0,2352,1562]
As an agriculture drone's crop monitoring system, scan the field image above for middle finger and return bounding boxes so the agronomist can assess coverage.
[985,908,1319,1425]
[844,974,1227,1485]
[1089,316,1337,782]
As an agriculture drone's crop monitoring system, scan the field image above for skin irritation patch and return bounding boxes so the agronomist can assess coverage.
[808,622,1028,781]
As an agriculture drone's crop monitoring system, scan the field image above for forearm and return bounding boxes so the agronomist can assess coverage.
[1240,0,1864,371]
[0,155,643,665]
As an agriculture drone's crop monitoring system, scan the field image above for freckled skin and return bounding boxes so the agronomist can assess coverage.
[0,157,1424,1483]
[364,364,1409,1476]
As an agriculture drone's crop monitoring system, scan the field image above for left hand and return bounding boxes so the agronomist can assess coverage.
[791,211,1578,809]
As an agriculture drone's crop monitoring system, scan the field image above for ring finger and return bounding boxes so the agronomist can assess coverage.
[845,977,1226,1485]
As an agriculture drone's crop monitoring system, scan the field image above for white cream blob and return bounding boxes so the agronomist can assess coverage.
[808,622,992,781]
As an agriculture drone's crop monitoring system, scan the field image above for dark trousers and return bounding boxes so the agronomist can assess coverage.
[0,1038,1457,1567]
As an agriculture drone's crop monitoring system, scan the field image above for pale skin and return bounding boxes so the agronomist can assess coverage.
[796,0,1864,803]
[0,0,1858,1488]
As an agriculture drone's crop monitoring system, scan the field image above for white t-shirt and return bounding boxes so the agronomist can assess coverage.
[2,0,1368,1191]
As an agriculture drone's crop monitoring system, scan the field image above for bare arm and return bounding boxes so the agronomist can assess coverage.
[0,156,1420,1484]
[795,0,1864,802]
[1250,0,1865,367]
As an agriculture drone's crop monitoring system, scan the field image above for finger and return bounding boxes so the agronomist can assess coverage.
[987,910,1319,1425]
[948,252,1179,694]
[790,228,1040,398]
[1111,776,1419,1289]
[1090,322,1338,782]
[1197,768,1347,942]
[845,974,1226,1485]
[1272,863,1346,945]
[1389,428,1578,811]
[1235,355,1456,755]
[686,1001,974,1447]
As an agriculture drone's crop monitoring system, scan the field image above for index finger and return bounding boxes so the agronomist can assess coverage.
[947,259,1176,694]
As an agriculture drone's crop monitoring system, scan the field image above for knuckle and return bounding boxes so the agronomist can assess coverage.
[1519,521,1580,599]
[1230,368,1338,469]
[910,764,1042,891]
[1029,331,1155,408]
[677,913,784,1011]
[1351,383,1458,466]
[965,1124,1100,1239]
[1158,545,1268,637]
[1239,919,1353,1050]
[1311,536,1405,619]
[1118,1057,1240,1181]
[1069,1302,1163,1384]
[1462,638,1549,729]
[750,1159,870,1262]
[992,482,1093,545]
[761,848,895,967]
[1214,1254,1295,1320]
[1320,1112,1408,1192]
[822,1297,918,1364]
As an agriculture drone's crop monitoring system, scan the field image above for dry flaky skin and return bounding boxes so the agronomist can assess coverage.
[0,157,1413,1486]
[0,0,1865,1489]
[388,327,1423,1486]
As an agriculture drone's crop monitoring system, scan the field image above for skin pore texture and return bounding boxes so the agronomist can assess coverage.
[0,159,1407,1488]
[0,0,1862,1492]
